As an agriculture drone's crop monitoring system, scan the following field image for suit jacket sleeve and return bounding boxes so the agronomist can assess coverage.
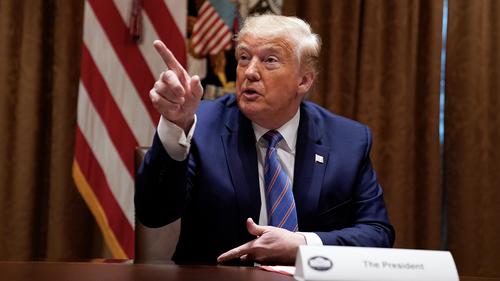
[134,132,191,228]
[134,96,262,262]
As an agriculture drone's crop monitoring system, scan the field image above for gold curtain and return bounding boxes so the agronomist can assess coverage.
[0,0,105,259]
[284,0,444,251]
[445,0,500,277]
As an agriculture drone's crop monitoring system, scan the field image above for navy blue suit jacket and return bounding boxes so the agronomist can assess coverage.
[135,94,395,262]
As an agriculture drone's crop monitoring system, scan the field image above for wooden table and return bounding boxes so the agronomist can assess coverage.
[0,260,498,281]
[1,260,292,281]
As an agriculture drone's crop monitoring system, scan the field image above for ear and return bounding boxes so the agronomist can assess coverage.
[296,72,315,96]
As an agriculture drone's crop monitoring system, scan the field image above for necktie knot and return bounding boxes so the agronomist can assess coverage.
[263,130,283,149]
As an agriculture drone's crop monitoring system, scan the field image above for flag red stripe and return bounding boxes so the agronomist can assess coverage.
[87,0,159,124]
[143,0,186,68]
[80,44,138,177]
[74,126,135,258]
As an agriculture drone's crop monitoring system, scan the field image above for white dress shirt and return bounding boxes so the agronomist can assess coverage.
[157,111,322,246]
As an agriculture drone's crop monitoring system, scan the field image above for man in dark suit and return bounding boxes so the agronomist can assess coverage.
[135,14,395,265]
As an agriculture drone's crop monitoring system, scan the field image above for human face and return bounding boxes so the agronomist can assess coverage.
[235,34,312,129]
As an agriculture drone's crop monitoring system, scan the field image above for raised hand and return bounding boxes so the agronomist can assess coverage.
[150,40,204,133]
[217,218,307,265]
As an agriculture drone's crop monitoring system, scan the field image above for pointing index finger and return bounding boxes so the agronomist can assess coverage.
[153,40,184,76]
[217,243,251,263]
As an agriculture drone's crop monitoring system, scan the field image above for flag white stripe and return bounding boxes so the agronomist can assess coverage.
[77,82,135,227]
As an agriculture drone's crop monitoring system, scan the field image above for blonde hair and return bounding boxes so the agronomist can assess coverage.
[235,14,321,99]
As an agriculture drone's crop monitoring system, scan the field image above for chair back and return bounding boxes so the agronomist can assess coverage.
[134,146,181,263]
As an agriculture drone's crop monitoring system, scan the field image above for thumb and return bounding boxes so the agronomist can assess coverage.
[189,75,204,100]
[246,217,266,237]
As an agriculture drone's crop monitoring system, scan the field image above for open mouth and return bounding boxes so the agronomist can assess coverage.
[244,88,258,95]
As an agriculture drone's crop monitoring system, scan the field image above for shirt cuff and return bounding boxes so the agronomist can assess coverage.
[157,115,197,161]
[298,232,323,246]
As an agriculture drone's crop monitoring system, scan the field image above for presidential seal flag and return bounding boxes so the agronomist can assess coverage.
[73,0,187,258]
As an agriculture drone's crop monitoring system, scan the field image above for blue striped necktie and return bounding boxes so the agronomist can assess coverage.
[263,130,298,232]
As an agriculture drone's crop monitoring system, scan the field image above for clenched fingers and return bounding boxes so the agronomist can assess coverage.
[155,70,186,104]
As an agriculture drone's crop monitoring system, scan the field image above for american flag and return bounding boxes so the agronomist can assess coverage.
[73,0,186,258]
[191,1,233,56]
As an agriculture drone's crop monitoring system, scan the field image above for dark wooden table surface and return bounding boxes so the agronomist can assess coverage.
[1,260,498,281]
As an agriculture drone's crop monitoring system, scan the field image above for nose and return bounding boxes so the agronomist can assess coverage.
[245,57,261,81]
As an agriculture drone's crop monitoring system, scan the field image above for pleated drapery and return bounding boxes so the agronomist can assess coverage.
[284,0,443,251]
[0,0,105,260]
[444,0,500,277]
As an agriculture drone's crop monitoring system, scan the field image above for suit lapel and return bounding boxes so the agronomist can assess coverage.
[220,103,329,234]
[294,105,330,231]
[221,108,261,242]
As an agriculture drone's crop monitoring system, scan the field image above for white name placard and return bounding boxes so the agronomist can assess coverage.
[294,245,459,281]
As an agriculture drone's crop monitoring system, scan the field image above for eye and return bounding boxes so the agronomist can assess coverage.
[237,51,250,61]
[265,57,277,63]
[237,53,250,67]
[263,55,280,69]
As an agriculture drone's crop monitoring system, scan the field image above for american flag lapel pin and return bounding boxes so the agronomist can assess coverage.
[315,154,324,164]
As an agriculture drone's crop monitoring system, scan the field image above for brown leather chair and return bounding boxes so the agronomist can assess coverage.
[134,146,181,263]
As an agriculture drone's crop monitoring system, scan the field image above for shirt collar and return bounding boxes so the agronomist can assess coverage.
[252,108,300,153]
